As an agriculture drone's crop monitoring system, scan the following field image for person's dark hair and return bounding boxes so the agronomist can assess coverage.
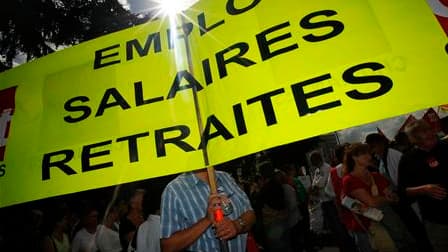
[279,162,295,173]
[310,151,323,167]
[42,204,69,235]
[365,133,388,146]
[142,189,162,218]
[259,162,275,179]
[395,131,409,144]
[334,144,348,164]
[343,143,370,174]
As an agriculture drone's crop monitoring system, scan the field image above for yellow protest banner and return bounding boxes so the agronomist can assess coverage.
[0,0,447,207]
[184,0,448,164]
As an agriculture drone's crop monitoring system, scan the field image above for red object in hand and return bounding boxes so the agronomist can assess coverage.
[214,208,224,222]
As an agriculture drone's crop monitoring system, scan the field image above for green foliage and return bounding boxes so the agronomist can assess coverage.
[0,0,148,71]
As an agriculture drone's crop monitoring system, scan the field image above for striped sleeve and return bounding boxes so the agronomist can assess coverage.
[160,185,181,238]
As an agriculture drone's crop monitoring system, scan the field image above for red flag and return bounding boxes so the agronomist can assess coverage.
[0,86,17,161]
[422,108,443,133]
[398,115,417,133]
[427,0,448,35]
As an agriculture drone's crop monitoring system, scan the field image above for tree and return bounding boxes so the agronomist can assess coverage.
[0,0,147,71]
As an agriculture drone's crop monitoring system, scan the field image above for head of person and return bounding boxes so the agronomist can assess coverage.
[103,204,120,225]
[80,205,98,230]
[365,133,388,156]
[43,204,69,235]
[129,189,145,212]
[310,151,323,167]
[334,143,349,165]
[395,131,410,146]
[273,169,287,184]
[343,143,372,174]
[254,174,263,186]
[259,161,275,180]
[405,120,438,151]
[281,162,297,178]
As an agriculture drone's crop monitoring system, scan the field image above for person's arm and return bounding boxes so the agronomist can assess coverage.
[215,210,256,240]
[161,217,212,252]
[350,188,390,208]
[41,236,56,252]
[325,170,336,198]
[406,184,447,200]
[161,194,220,252]
[397,155,447,200]
[215,172,257,241]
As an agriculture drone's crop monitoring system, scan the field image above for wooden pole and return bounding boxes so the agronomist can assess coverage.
[180,14,229,252]
[179,15,217,193]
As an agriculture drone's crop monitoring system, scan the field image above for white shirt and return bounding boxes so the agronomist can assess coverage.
[72,227,98,252]
[136,215,161,252]
[379,148,402,187]
[96,224,121,252]
[51,233,70,252]
[298,175,312,191]
[312,162,332,202]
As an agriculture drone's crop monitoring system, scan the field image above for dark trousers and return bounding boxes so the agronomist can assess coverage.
[321,200,357,252]
[393,203,433,252]
[298,203,316,252]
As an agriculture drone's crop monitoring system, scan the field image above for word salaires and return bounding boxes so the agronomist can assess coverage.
[44,61,392,180]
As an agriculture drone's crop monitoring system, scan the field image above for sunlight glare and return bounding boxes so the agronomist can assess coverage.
[154,0,198,17]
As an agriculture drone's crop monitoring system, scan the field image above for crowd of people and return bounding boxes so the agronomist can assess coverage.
[245,119,447,252]
[0,119,447,252]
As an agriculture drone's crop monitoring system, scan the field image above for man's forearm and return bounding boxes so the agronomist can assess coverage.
[161,217,212,252]
[406,185,427,197]
[234,210,256,234]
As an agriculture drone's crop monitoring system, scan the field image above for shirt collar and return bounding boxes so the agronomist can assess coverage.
[183,171,223,186]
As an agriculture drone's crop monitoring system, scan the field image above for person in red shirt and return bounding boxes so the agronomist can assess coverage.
[341,143,398,252]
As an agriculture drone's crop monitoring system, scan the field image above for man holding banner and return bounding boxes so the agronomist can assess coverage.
[160,169,255,252]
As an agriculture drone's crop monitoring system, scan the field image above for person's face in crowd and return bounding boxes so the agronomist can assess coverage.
[130,191,144,211]
[84,210,98,228]
[310,155,323,167]
[108,207,119,223]
[415,128,438,151]
[291,167,298,177]
[353,152,371,168]
[369,142,385,157]
[286,165,297,177]
[56,214,69,231]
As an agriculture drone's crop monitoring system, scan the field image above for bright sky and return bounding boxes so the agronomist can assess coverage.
[337,108,448,143]
[124,0,154,13]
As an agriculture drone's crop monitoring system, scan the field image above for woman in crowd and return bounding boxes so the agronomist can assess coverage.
[341,143,397,252]
[255,162,290,252]
[96,204,121,252]
[41,205,71,252]
[71,205,99,252]
[119,189,145,251]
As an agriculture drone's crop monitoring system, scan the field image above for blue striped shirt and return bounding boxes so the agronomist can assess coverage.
[160,171,253,252]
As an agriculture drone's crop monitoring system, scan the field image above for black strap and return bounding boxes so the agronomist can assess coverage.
[382,148,390,178]
[50,236,58,252]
